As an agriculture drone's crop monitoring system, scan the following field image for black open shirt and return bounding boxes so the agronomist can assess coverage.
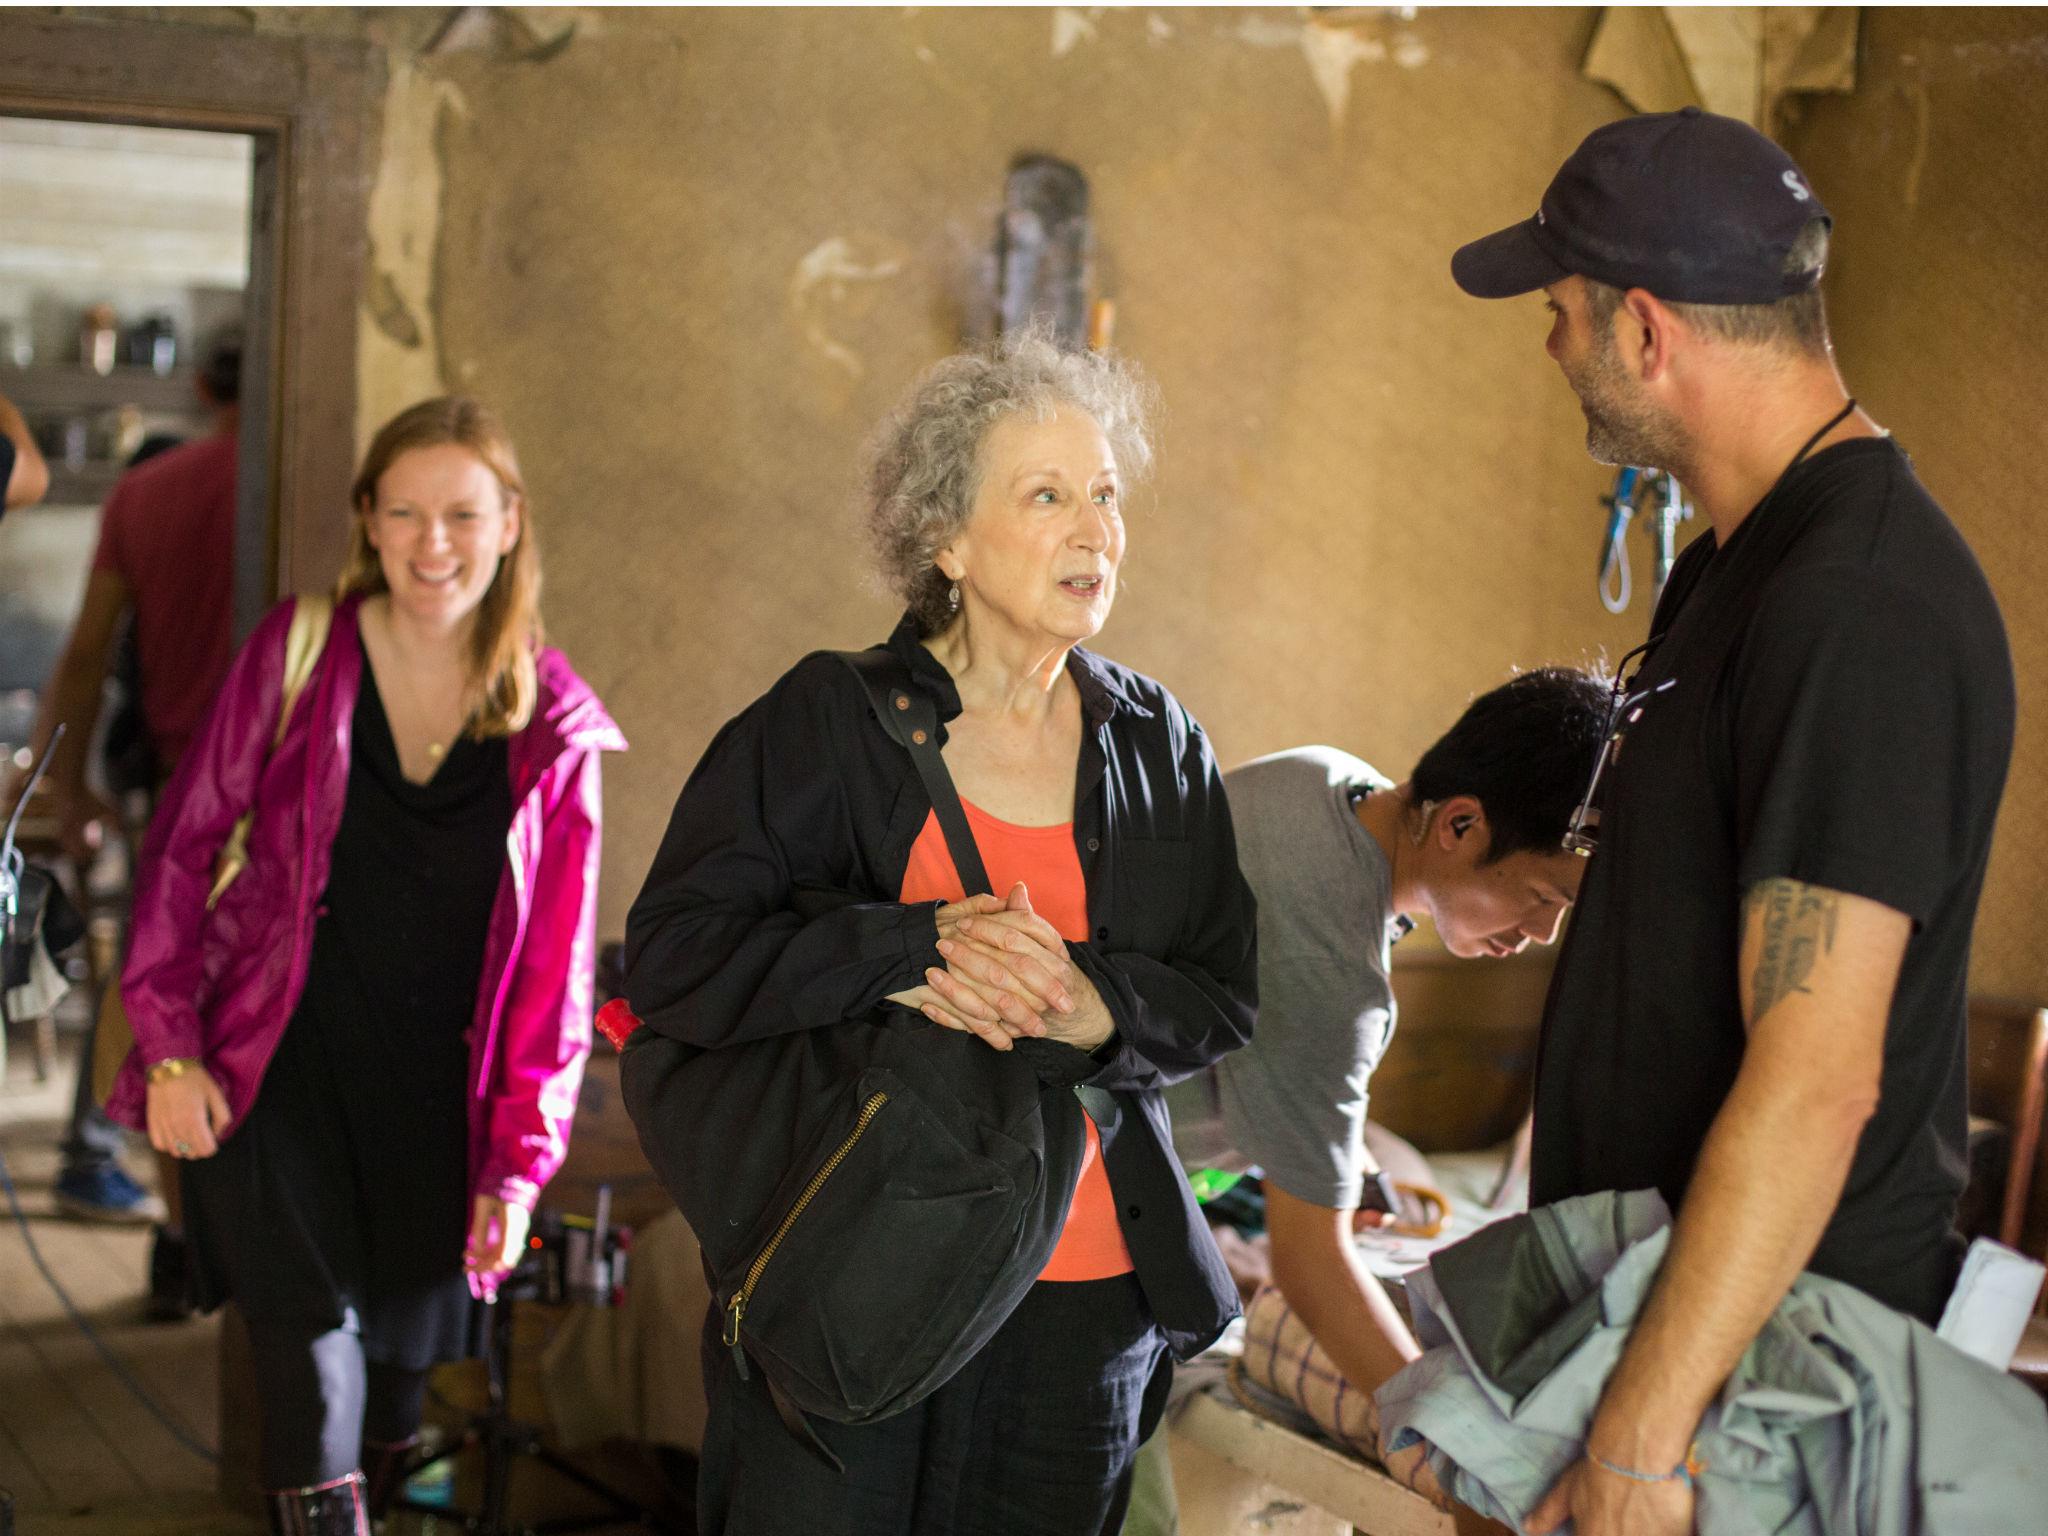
[626,614,1259,1358]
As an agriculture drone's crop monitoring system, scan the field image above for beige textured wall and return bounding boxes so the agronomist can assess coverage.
[396,6,1648,935]
[353,5,2048,990]
[1787,9,2048,1003]
[53,7,2039,994]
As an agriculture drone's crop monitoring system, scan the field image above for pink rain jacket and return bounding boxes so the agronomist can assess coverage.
[107,593,626,1219]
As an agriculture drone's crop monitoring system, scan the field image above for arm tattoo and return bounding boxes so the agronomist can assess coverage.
[1745,878,1840,1023]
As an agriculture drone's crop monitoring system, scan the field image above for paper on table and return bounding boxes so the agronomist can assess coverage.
[1936,1237,2046,1370]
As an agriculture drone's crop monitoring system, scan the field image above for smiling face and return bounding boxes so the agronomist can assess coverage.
[1417,810,1586,959]
[1542,276,1685,471]
[361,442,521,630]
[938,406,1125,647]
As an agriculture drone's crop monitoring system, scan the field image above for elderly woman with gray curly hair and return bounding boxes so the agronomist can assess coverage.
[624,329,1257,1535]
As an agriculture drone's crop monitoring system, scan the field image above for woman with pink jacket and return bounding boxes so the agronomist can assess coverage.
[106,397,624,1535]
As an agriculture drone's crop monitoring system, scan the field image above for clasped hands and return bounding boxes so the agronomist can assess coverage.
[888,881,1114,1055]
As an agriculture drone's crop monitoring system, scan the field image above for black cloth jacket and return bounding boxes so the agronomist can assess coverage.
[624,616,1258,1359]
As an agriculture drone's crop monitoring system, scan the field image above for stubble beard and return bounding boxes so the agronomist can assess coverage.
[1564,333,1689,473]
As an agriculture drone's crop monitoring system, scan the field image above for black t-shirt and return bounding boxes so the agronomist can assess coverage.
[1532,437,2015,1322]
[0,436,15,511]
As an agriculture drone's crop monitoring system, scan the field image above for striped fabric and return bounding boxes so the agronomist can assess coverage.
[1235,1282,1381,1458]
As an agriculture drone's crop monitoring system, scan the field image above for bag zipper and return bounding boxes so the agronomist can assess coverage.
[723,1090,889,1378]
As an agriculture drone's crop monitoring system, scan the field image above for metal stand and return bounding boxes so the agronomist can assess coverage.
[390,1291,667,1535]
[1649,471,1692,600]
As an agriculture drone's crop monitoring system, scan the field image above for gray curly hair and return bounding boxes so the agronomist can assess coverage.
[866,326,1155,634]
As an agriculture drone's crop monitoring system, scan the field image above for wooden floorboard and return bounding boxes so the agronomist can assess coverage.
[0,1398,53,1503]
[0,1267,137,1509]
[21,1489,262,1535]
[0,1041,230,1526]
[0,1025,676,1533]
[7,1212,220,1487]
[2,1280,201,1496]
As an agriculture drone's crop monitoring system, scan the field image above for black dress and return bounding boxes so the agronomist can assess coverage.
[184,663,513,1367]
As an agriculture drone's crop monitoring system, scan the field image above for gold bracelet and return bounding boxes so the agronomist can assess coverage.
[146,1057,201,1085]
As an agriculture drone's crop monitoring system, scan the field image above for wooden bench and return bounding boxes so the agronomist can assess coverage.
[1167,1390,1454,1536]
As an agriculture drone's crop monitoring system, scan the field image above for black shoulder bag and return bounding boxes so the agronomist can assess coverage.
[620,649,1094,1444]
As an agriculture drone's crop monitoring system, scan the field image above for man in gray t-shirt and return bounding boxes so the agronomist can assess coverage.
[1165,668,1609,1403]
[1168,745,1400,1205]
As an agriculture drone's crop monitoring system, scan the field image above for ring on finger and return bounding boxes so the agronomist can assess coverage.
[172,1140,193,1157]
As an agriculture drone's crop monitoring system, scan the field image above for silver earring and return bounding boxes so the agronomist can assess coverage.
[947,581,961,612]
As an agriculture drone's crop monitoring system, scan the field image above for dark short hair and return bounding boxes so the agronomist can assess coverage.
[200,325,242,404]
[126,433,184,469]
[1411,667,1611,864]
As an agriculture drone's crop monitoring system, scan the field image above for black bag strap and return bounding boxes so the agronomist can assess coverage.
[836,650,992,896]
[836,650,1107,1101]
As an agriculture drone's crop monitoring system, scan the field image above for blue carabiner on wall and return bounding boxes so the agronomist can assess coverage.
[1597,466,1639,614]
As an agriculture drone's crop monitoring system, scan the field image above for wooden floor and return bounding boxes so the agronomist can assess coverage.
[0,1026,255,1534]
[0,1020,692,1536]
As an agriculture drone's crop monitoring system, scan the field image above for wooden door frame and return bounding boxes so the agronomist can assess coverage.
[1,16,379,638]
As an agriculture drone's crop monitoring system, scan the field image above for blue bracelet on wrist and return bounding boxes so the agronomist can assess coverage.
[1588,1447,1697,1488]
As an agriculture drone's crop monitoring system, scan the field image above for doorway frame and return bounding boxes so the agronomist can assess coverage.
[1,16,379,638]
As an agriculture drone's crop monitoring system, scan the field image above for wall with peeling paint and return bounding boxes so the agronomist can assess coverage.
[397,5,1649,939]
[1789,8,2048,1004]
[44,7,2042,1007]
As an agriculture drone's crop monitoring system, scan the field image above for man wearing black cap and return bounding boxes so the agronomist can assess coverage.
[1448,109,2015,1536]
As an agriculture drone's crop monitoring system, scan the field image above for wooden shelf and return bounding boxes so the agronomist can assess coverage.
[5,361,213,505]
[2,361,199,415]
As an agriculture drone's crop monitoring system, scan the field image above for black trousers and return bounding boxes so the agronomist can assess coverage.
[698,1274,1172,1536]
[58,1006,126,1175]
[246,1321,430,1488]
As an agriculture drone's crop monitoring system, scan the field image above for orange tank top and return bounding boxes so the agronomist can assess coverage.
[898,800,1136,1283]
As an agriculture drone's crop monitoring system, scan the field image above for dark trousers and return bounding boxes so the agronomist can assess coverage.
[58,1006,124,1175]
[245,1321,430,1488]
[698,1273,1172,1536]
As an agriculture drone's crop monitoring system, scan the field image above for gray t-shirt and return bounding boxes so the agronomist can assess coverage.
[1166,746,1400,1208]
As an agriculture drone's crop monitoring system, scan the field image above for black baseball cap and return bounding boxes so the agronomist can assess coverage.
[1452,107,1831,304]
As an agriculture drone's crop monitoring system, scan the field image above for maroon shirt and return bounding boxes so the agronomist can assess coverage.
[90,433,235,769]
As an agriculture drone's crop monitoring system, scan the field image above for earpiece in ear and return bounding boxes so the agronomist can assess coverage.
[1451,815,1476,838]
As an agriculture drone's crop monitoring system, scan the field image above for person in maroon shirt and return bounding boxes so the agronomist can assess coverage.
[23,328,239,1304]
[41,341,238,803]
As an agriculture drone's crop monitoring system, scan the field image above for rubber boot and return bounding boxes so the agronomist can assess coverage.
[360,1436,418,1520]
[265,1471,370,1536]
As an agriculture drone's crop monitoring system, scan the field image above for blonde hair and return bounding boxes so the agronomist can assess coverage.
[339,396,542,737]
